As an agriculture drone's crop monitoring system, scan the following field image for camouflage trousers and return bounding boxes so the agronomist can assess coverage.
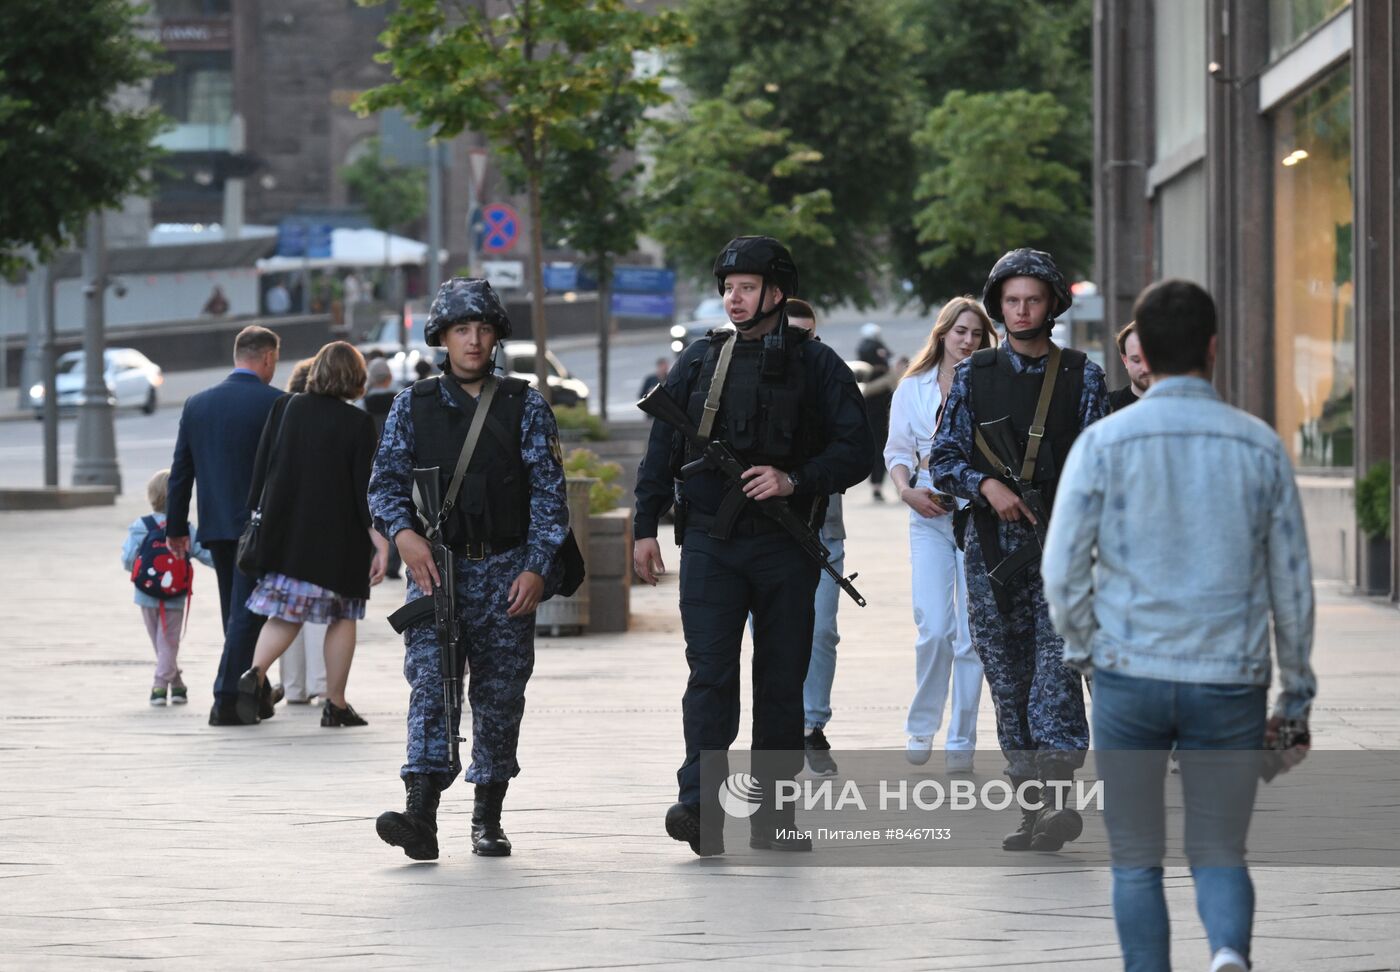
[963,521,1088,780]
[400,546,536,787]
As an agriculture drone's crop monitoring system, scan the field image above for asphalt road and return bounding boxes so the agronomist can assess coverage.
[0,309,937,491]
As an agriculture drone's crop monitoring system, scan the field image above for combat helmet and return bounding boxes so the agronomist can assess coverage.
[981,248,1073,333]
[713,236,799,332]
[423,277,512,347]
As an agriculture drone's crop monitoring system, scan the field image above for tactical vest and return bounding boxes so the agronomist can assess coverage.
[968,346,1086,506]
[410,375,530,552]
[684,330,817,468]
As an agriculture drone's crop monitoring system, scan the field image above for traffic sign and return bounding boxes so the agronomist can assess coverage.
[612,293,675,318]
[481,203,519,254]
[613,266,676,294]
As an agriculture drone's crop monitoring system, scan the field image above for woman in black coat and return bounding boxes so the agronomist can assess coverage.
[236,341,389,727]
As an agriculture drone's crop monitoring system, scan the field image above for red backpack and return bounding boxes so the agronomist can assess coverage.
[131,516,194,600]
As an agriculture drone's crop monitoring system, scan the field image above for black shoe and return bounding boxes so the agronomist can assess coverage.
[208,700,257,726]
[321,700,368,727]
[258,675,278,720]
[376,774,441,861]
[804,728,838,777]
[1031,772,1083,851]
[1002,779,1042,851]
[471,782,512,857]
[235,667,264,726]
[665,802,724,857]
[748,827,813,852]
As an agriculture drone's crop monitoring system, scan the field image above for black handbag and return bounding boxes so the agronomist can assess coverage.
[236,395,296,574]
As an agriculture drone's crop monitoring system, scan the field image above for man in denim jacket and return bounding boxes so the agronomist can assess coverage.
[1042,279,1316,972]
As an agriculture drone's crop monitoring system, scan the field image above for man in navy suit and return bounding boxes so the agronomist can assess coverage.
[166,325,284,726]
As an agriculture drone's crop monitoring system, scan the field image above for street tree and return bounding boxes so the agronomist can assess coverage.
[893,0,1094,307]
[909,89,1081,299]
[0,0,167,276]
[341,137,427,321]
[673,0,918,308]
[355,0,687,403]
[644,92,834,296]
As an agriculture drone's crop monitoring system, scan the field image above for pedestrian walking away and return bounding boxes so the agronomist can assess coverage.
[633,237,873,857]
[1042,278,1316,972]
[122,469,215,707]
[929,247,1109,853]
[370,277,569,862]
[884,296,997,773]
[164,325,283,725]
[857,322,895,501]
[235,340,389,729]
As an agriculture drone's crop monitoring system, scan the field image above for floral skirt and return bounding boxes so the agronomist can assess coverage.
[246,572,365,624]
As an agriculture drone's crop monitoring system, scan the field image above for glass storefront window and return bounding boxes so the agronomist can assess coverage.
[1272,66,1353,468]
[151,50,233,151]
[1269,0,1350,59]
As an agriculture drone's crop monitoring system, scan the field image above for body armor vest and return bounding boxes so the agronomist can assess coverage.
[410,375,530,551]
[968,346,1085,507]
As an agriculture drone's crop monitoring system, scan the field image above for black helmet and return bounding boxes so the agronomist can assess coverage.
[981,248,1072,325]
[713,236,799,298]
[423,277,512,347]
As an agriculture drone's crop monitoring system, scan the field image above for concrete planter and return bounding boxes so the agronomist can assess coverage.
[585,508,632,634]
[536,477,593,636]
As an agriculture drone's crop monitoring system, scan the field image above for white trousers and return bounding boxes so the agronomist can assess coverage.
[904,510,982,749]
[278,622,327,701]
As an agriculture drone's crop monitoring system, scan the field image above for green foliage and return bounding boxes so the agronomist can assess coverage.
[564,447,624,514]
[912,89,1080,272]
[0,0,169,276]
[644,94,835,291]
[1356,461,1392,539]
[892,0,1094,308]
[341,138,427,235]
[663,0,918,306]
[553,404,608,441]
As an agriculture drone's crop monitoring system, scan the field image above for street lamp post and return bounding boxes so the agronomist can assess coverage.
[72,211,121,492]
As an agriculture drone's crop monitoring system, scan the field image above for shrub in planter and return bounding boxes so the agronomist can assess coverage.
[554,405,607,441]
[564,448,623,514]
[1356,461,1392,539]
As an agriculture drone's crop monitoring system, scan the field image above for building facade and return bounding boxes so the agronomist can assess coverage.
[1094,0,1398,598]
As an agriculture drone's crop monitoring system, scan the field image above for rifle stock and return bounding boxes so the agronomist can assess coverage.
[637,384,867,607]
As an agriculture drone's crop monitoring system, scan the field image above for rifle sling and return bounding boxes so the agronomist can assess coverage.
[696,334,736,440]
[972,344,1063,485]
[436,374,497,537]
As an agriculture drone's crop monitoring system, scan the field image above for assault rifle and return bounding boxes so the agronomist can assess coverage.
[386,468,463,773]
[976,416,1051,590]
[637,383,867,607]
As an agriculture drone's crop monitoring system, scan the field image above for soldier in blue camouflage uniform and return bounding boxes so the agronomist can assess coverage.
[369,278,569,861]
[930,248,1108,853]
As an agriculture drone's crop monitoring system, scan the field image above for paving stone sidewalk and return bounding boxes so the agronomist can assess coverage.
[2,488,1397,970]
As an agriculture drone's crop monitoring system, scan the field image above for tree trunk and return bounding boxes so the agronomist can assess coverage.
[527,171,550,405]
[597,258,611,421]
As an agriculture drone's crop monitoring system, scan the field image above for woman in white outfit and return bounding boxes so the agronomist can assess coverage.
[884,296,997,771]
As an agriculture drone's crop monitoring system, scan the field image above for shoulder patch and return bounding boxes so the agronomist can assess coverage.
[548,433,564,466]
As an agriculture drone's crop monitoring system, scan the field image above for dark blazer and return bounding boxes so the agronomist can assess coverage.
[167,371,283,542]
[244,392,377,599]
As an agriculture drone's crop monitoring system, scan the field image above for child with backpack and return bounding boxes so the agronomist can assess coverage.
[121,469,213,706]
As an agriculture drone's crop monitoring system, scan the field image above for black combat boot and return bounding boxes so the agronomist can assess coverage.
[1002,777,1043,851]
[375,774,441,861]
[1031,769,1083,852]
[471,782,512,857]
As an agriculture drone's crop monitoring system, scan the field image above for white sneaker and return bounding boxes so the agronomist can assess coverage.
[944,750,974,773]
[905,736,933,765]
[1210,947,1248,972]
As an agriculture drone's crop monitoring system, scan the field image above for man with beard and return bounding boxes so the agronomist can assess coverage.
[1108,321,1152,412]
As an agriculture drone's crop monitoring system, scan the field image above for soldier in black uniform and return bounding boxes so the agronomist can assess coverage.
[633,237,873,856]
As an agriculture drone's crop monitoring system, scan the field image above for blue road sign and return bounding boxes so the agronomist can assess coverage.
[613,266,676,294]
[481,203,519,254]
[276,219,333,258]
[542,264,579,292]
[612,293,675,318]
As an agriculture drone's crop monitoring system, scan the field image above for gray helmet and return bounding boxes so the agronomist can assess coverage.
[981,248,1072,324]
[424,277,512,347]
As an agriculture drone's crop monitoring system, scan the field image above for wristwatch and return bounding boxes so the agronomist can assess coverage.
[786,470,801,492]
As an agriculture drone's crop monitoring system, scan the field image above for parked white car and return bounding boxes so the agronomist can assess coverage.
[499,342,590,407]
[29,348,163,415]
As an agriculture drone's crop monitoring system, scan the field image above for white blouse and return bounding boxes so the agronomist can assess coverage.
[883,368,945,488]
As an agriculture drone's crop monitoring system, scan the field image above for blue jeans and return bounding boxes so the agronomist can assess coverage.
[803,535,843,731]
[1092,668,1267,972]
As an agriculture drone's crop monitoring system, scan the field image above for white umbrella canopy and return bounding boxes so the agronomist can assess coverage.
[256,228,443,271]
